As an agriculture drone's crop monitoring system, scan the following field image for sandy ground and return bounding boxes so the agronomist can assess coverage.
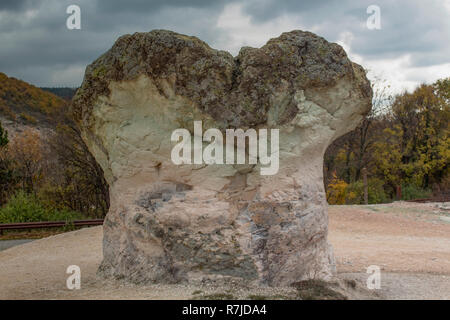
[0,239,34,251]
[0,201,449,300]
[329,202,450,275]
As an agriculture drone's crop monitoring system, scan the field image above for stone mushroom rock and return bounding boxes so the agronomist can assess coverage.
[72,30,372,286]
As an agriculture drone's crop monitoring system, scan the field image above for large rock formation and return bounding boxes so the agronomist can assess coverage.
[72,30,372,286]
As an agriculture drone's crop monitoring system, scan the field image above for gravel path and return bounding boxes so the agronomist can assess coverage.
[0,201,449,299]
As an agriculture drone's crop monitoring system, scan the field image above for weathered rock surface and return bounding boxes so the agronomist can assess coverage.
[72,30,372,286]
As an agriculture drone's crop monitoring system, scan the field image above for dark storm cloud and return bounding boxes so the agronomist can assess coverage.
[240,0,450,67]
[0,0,32,12]
[95,0,229,13]
[0,0,230,86]
[0,0,448,87]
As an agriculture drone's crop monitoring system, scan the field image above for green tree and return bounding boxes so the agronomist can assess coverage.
[391,82,449,189]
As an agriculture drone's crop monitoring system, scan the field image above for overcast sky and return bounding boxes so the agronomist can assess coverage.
[1,0,449,94]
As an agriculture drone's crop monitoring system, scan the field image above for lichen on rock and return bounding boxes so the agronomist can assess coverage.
[73,29,372,286]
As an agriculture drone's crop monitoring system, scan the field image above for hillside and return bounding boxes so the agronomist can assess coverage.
[0,72,67,126]
[40,87,78,101]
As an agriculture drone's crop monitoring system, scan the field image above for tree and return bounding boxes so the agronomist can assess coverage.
[324,77,449,202]
[0,121,8,147]
[324,78,392,185]
[0,121,15,205]
[44,108,109,217]
[8,128,44,193]
[389,82,449,189]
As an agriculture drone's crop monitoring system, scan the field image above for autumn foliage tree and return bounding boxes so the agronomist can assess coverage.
[325,77,449,204]
[376,82,449,192]
[0,73,109,219]
[44,120,110,217]
[0,122,7,147]
[0,121,14,204]
[324,78,392,186]
[7,128,44,194]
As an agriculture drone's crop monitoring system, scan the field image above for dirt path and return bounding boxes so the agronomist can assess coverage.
[329,202,450,275]
[0,201,449,299]
[0,226,102,299]
[0,239,35,251]
[339,272,450,300]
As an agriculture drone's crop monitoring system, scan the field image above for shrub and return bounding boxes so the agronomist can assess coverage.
[326,173,355,205]
[347,178,390,204]
[0,105,16,120]
[0,190,83,223]
[19,113,37,124]
[401,184,432,200]
[292,280,347,300]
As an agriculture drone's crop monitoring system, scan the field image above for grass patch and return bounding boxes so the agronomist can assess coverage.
[201,293,235,300]
[192,290,203,295]
[292,280,347,300]
[247,294,268,300]
[247,294,292,300]
[0,190,84,223]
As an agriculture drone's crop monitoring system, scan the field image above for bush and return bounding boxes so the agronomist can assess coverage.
[326,174,356,205]
[401,184,432,200]
[0,190,84,223]
[347,178,390,204]
[19,113,37,124]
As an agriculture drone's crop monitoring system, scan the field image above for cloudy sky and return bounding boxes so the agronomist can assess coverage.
[1,0,449,94]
